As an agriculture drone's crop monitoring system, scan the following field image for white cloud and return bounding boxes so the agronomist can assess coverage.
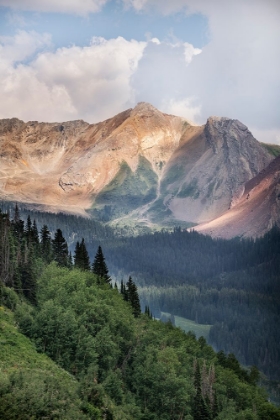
[0,30,51,67]
[183,42,201,65]
[0,32,146,122]
[160,98,201,124]
[151,38,160,45]
[124,0,280,133]
[0,0,108,15]
[131,39,201,116]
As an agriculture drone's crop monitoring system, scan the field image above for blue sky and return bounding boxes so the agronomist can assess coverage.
[0,0,279,144]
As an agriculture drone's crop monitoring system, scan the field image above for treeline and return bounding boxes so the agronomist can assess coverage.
[0,200,115,243]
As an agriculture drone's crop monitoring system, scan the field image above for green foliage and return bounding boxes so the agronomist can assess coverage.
[92,245,111,282]
[91,156,158,221]
[0,306,88,419]
[1,264,280,419]
[260,142,280,157]
[74,238,91,271]
[126,276,141,317]
[52,228,69,267]
[1,205,280,418]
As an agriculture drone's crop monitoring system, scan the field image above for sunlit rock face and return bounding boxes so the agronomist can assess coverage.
[0,103,274,237]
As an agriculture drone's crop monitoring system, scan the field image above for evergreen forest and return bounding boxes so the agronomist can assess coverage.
[0,203,280,419]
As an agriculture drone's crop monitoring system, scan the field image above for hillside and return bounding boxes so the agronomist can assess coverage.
[1,266,280,420]
[1,205,280,418]
[0,298,87,419]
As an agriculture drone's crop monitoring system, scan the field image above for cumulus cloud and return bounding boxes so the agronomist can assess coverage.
[0,0,108,15]
[123,0,280,141]
[0,32,146,122]
[0,30,51,66]
[131,39,201,114]
[1,0,279,145]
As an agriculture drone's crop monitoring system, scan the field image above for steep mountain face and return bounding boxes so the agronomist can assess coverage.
[0,103,274,236]
[155,117,272,224]
[195,154,280,238]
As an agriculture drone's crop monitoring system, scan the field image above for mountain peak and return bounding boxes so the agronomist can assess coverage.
[131,102,161,118]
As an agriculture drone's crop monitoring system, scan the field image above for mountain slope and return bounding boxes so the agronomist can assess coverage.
[195,154,280,238]
[0,103,273,234]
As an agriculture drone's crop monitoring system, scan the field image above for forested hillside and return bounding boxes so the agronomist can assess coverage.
[95,228,280,382]
[1,203,280,383]
[1,206,280,419]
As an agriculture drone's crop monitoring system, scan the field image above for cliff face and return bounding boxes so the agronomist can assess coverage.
[158,116,272,224]
[0,103,275,236]
[195,154,280,238]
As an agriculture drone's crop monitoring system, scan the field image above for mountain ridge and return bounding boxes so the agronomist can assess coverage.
[0,102,276,237]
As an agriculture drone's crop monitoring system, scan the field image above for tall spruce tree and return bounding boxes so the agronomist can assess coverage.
[11,204,24,241]
[126,276,141,317]
[52,229,69,267]
[74,238,90,271]
[193,361,211,420]
[40,225,53,264]
[92,245,111,283]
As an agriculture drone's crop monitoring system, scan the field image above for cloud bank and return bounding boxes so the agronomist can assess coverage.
[0,33,146,122]
[0,0,279,144]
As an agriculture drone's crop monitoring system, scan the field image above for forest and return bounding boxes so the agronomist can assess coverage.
[1,201,280,383]
[1,205,280,419]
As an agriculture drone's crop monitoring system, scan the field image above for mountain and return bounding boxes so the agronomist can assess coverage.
[195,154,280,238]
[0,103,274,235]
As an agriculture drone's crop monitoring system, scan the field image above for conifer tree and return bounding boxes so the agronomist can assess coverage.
[193,361,211,420]
[31,219,39,245]
[52,228,69,267]
[20,245,37,305]
[11,204,24,240]
[40,225,53,264]
[25,215,32,244]
[74,239,90,271]
[92,245,111,283]
[126,276,141,317]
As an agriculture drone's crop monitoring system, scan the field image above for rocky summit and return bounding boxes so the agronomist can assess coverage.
[0,102,276,237]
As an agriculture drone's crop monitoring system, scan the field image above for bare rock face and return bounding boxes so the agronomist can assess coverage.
[159,116,272,223]
[195,155,280,238]
[0,103,276,236]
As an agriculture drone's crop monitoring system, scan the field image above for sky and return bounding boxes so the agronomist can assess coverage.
[0,0,279,144]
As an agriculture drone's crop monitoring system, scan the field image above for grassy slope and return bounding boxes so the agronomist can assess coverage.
[261,143,280,158]
[91,156,158,222]
[161,311,211,339]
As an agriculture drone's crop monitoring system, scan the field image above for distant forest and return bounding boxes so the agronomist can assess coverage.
[1,201,280,384]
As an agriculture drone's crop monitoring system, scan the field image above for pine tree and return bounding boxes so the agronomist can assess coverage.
[193,361,211,420]
[20,245,37,305]
[31,220,39,245]
[25,215,32,244]
[92,245,111,283]
[74,239,90,271]
[52,229,69,267]
[126,276,141,317]
[11,204,24,241]
[40,225,53,264]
